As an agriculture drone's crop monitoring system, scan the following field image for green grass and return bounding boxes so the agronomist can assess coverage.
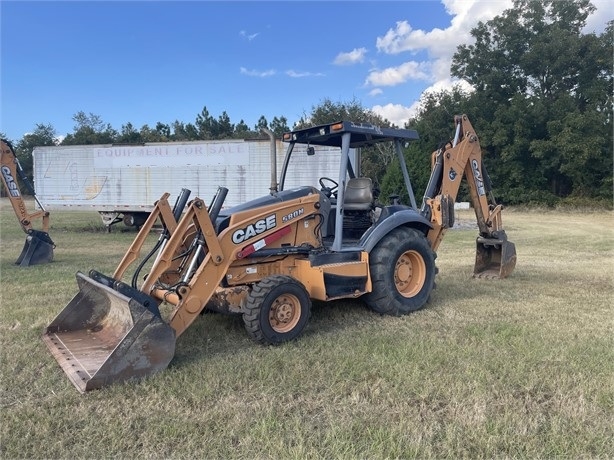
[1,201,613,458]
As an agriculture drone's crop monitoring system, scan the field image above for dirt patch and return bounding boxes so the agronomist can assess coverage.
[451,218,478,230]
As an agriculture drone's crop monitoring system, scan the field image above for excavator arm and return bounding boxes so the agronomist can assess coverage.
[421,115,516,278]
[1,139,55,266]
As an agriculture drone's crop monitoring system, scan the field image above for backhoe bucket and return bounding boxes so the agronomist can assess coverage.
[42,271,175,393]
[474,234,517,279]
[15,229,55,267]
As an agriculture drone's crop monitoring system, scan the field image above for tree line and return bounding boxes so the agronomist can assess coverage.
[3,0,612,207]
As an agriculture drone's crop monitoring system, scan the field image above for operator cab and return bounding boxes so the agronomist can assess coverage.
[280,121,421,250]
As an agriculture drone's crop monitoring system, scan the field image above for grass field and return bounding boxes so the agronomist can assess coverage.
[1,199,613,458]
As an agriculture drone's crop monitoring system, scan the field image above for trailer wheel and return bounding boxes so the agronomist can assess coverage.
[243,275,312,345]
[365,227,436,316]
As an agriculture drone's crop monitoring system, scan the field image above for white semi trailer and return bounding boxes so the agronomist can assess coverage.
[33,137,348,229]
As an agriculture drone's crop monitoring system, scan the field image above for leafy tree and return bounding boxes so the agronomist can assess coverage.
[269,116,290,138]
[117,122,142,144]
[62,111,117,145]
[171,120,199,141]
[1,124,56,195]
[295,98,394,185]
[155,122,171,141]
[294,97,385,128]
[254,115,269,132]
[138,124,167,143]
[234,120,251,138]
[195,106,217,139]
[451,0,613,204]
[14,123,58,187]
[380,86,476,205]
[216,111,234,139]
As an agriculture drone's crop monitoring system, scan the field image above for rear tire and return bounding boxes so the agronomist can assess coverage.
[365,227,435,316]
[243,275,311,345]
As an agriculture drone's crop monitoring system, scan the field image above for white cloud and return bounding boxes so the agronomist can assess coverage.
[373,79,475,128]
[375,0,512,80]
[375,20,412,55]
[333,47,368,65]
[583,0,612,33]
[376,20,461,58]
[369,88,383,97]
[440,0,514,43]
[240,67,276,77]
[365,61,431,87]
[368,0,610,126]
[369,0,512,122]
[239,30,259,41]
[286,70,326,78]
[371,102,421,128]
[422,78,474,96]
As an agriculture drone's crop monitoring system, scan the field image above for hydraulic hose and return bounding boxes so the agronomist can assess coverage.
[420,148,444,219]
[131,189,192,288]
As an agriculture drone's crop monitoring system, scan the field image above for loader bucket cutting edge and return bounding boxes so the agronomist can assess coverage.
[15,230,55,267]
[474,235,517,279]
[42,272,176,393]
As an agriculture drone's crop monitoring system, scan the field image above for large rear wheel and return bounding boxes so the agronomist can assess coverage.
[365,227,436,316]
[243,275,312,345]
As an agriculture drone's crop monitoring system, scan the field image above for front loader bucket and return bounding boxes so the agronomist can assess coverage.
[42,271,175,393]
[474,234,517,279]
[15,229,55,267]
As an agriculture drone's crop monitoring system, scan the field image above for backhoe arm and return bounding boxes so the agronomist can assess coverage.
[421,115,516,278]
[1,139,55,266]
[1,139,50,233]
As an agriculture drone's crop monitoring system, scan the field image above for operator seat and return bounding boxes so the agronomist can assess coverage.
[343,177,374,211]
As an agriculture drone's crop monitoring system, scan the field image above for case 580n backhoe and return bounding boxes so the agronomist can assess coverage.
[1,139,55,266]
[43,115,516,393]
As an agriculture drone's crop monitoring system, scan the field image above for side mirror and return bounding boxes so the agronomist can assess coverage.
[307,146,315,156]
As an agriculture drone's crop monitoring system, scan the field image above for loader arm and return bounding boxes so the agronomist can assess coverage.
[41,190,193,392]
[1,139,55,266]
[144,191,323,337]
[421,115,516,278]
[42,185,325,392]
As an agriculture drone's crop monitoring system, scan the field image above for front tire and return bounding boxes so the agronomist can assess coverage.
[243,275,312,345]
[365,227,436,316]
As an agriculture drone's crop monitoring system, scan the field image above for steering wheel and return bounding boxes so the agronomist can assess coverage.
[319,177,339,197]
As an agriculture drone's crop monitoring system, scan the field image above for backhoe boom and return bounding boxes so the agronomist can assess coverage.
[1,139,55,266]
[421,115,516,278]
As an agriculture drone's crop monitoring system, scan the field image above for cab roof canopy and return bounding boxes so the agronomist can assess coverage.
[285,121,419,149]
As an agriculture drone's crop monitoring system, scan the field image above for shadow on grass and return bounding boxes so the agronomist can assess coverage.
[168,297,378,370]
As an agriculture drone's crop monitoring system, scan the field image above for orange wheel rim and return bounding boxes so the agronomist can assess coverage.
[269,294,301,333]
[394,250,426,298]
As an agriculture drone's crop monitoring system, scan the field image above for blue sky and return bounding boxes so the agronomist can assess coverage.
[1,1,611,141]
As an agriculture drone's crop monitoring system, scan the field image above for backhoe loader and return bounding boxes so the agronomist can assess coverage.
[1,139,55,266]
[43,115,516,392]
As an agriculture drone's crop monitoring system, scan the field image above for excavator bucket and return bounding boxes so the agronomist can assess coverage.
[474,234,517,279]
[42,271,175,392]
[15,229,55,267]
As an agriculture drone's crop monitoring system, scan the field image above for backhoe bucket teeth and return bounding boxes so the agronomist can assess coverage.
[42,272,175,393]
[474,234,517,279]
[15,230,55,267]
